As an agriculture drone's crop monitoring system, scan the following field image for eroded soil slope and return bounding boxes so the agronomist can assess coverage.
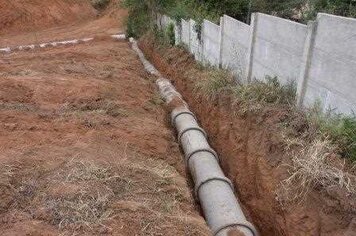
[0,0,96,35]
[0,0,127,48]
[0,35,210,236]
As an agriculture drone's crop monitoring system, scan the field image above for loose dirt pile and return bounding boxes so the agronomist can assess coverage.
[0,0,96,35]
[139,37,356,236]
[0,36,210,235]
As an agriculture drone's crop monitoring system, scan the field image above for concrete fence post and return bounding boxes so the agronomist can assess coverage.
[188,19,192,51]
[245,13,258,83]
[296,20,318,107]
[175,20,182,46]
[218,16,224,68]
[201,21,206,65]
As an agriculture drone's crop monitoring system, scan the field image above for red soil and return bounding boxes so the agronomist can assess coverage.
[139,38,356,236]
[0,1,210,235]
[0,0,128,47]
[0,0,96,36]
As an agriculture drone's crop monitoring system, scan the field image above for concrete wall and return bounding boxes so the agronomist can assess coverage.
[181,19,190,47]
[202,19,221,66]
[174,21,181,45]
[189,19,203,62]
[158,13,356,115]
[221,15,251,78]
[302,13,356,114]
[248,13,308,84]
[161,15,174,29]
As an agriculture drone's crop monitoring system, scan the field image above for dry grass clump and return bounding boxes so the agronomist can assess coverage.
[233,77,296,110]
[0,156,193,234]
[0,102,37,112]
[60,99,129,118]
[194,68,236,100]
[307,105,356,162]
[46,190,114,231]
[278,139,356,203]
[193,70,296,114]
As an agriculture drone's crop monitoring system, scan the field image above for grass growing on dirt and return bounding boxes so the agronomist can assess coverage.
[234,77,296,106]
[193,70,296,114]
[194,68,235,100]
[307,105,356,162]
[0,155,197,234]
[192,65,356,165]
[278,139,356,203]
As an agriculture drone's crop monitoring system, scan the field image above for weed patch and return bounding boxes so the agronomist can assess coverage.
[307,105,356,162]
[278,139,356,203]
[193,71,296,114]
[0,155,193,234]
[194,69,235,100]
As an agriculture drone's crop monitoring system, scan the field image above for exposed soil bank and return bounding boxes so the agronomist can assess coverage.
[0,0,96,35]
[139,37,356,236]
[0,0,127,48]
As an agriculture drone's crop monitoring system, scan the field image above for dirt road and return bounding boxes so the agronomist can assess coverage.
[0,1,210,235]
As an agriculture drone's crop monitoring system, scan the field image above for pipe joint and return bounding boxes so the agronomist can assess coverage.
[186,148,220,165]
[214,222,258,236]
[195,176,233,198]
[171,110,197,126]
[178,126,207,143]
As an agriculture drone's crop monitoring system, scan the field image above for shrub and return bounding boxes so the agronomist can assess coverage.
[166,23,176,46]
[194,69,235,100]
[307,104,356,162]
[278,139,356,203]
[123,0,176,38]
[233,76,296,113]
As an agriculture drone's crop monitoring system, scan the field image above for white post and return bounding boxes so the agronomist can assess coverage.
[296,20,318,107]
[201,20,207,65]
[218,16,225,68]
[245,13,258,83]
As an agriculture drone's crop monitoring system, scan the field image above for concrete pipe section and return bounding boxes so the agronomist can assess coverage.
[131,38,258,236]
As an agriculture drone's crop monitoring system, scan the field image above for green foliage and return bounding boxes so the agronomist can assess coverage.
[194,69,235,100]
[123,0,355,39]
[152,22,175,46]
[303,0,356,21]
[126,10,151,38]
[308,104,356,161]
[123,0,176,38]
[166,23,176,45]
[168,0,355,24]
[234,76,297,106]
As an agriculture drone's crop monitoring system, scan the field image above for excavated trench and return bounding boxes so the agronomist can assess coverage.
[1,1,355,234]
[138,37,356,236]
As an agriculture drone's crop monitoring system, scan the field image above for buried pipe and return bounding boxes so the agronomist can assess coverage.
[130,39,258,236]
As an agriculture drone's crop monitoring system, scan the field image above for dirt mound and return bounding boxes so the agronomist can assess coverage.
[0,0,97,35]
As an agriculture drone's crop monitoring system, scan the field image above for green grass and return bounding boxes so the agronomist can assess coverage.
[234,76,296,106]
[307,105,356,162]
[194,69,235,100]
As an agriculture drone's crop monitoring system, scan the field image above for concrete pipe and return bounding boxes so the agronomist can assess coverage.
[171,105,257,236]
[131,38,258,236]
